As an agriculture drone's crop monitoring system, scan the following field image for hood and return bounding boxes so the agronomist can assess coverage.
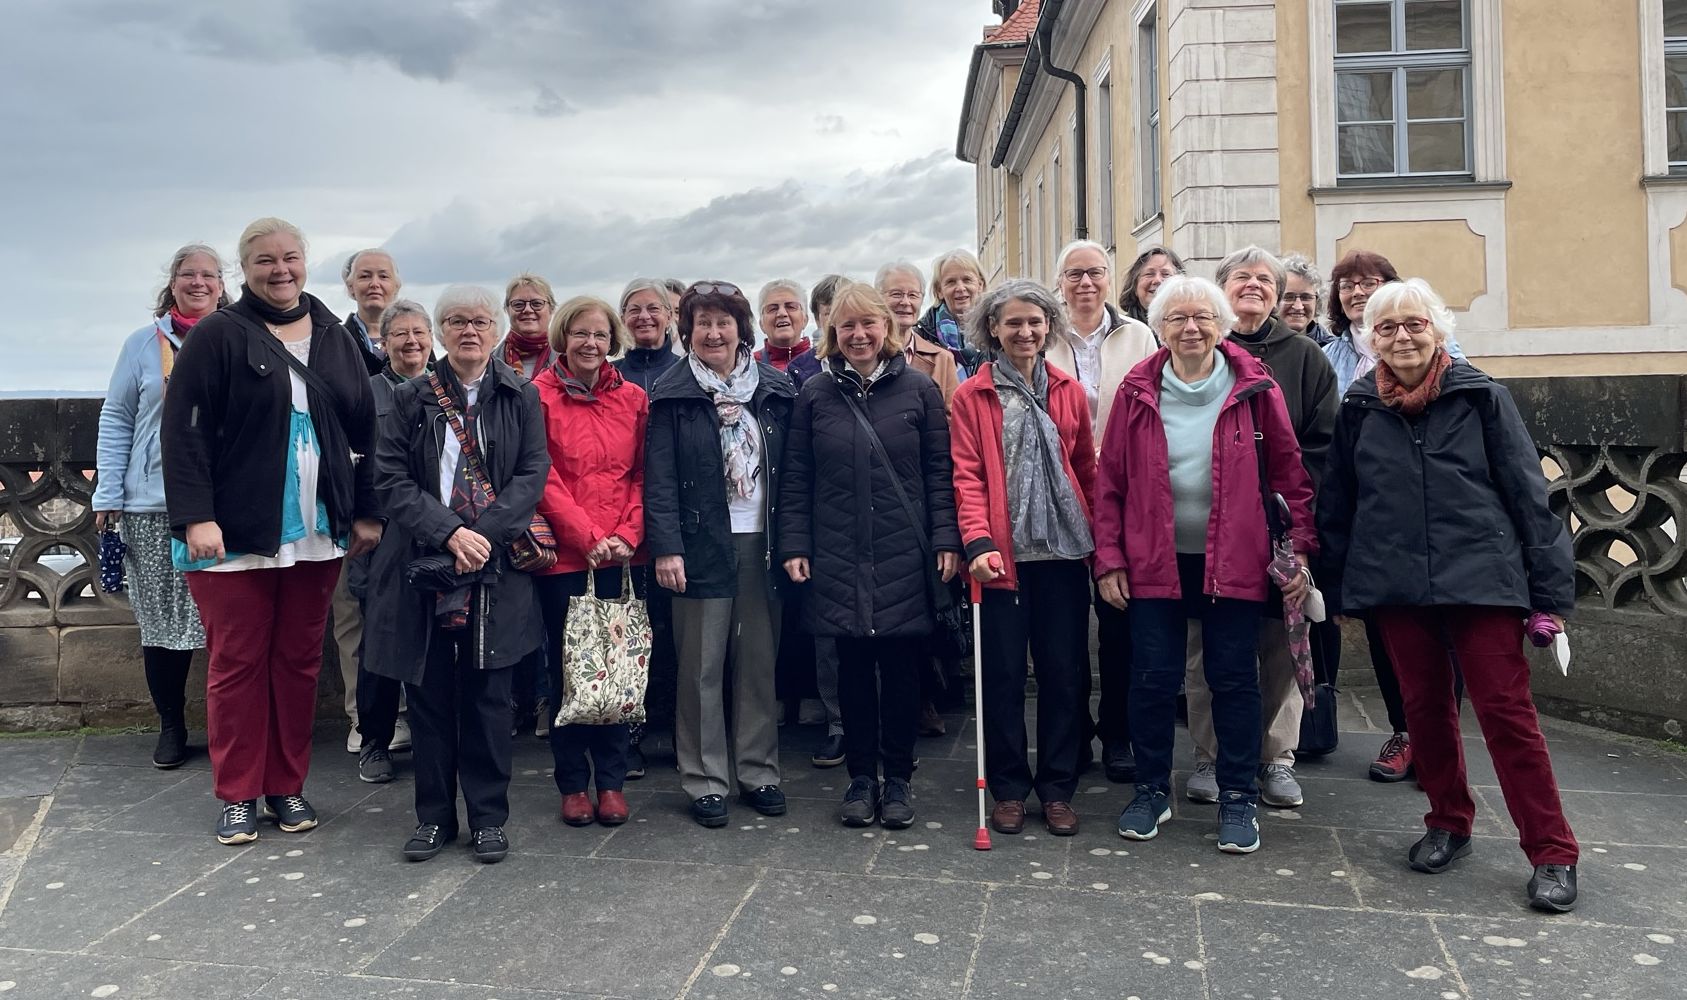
[1120,338,1275,409]
[1230,314,1297,347]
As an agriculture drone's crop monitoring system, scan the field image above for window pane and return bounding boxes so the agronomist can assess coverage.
[1669,54,1687,109]
[1339,124,1396,174]
[1406,68,1464,120]
[1337,71,1394,123]
[1671,111,1687,165]
[1404,0,1464,51]
[1335,2,1392,54]
[1407,122,1468,172]
[1667,0,1687,40]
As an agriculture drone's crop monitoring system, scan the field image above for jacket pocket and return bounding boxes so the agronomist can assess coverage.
[681,508,702,533]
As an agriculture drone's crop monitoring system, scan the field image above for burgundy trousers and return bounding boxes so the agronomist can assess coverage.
[1374,605,1579,866]
[186,559,340,803]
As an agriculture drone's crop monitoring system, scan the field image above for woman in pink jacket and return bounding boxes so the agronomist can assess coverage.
[1093,275,1315,855]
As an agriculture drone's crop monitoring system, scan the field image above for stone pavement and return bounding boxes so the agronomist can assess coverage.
[0,691,1683,1000]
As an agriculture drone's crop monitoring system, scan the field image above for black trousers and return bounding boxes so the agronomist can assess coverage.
[537,568,642,795]
[354,667,403,752]
[1365,616,1409,733]
[835,636,922,781]
[1092,582,1133,748]
[980,559,1091,804]
[404,626,514,832]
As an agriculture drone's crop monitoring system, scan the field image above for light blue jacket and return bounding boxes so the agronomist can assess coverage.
[1323,327,1466,394]
[94,316,182,513]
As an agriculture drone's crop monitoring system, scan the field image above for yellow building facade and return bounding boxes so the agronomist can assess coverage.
[956,0,1687,376]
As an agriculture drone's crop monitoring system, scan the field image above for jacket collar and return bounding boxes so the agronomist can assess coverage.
[1121,338,1274,406]
[1345,357,1490,405]
[623,336,678,365]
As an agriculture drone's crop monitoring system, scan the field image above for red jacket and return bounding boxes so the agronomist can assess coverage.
[1093,339,1316,602]
[949,361,1097,591]
[532,363,649,575]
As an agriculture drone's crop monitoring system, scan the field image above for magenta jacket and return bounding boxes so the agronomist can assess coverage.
[1093,338,1317,602]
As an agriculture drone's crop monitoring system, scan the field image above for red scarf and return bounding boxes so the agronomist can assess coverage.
[1375,348,1453,416]
[168,308,205,334]
[501,330,552,379]
[756,337,811,371]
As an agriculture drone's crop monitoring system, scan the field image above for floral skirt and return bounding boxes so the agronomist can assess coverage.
[121,512,205,650]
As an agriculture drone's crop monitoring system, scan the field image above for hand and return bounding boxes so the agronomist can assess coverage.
[1334,614,1350,626]
[586,537,613,568]
[656,554,687,593]
[347,518,383,558]
[94,510,118,532]
[1548,613,1565,632]
[604,536,635,562]
[446,526,492,574]
[969,552,1003,583]
[784,556,810,583]
[185,521,225,563]
[936,550,960,583]
[1278,567,1310,604]
[1098,570,1130,610]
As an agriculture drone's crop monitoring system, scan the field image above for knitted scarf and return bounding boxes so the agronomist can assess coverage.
[688,353,761,499]
[501,330,552,379]
[167,308,206,334]
[552,358,623,402]
[757,338,811,371]
[1375,348,1453,416]
[239,283,310,324]
[991,359,1094,560]
[934,303,964,353]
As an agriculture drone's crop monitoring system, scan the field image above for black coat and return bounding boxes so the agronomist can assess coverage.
[1315,361,1575,616]
[778,356,961,638]
[363,359,550,682]
[345,313,387,377]
[161,295,378,551]
[1229,316,1339,491]
[644,359,796,600]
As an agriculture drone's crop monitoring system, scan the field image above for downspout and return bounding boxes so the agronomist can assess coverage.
[1038,1,1087,240]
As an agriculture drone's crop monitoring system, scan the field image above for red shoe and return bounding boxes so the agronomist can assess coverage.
[1369,733,1413,782]
[560,791,596,826]
[597,790,630,826]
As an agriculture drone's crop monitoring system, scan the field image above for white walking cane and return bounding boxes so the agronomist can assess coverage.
[970,556,1000,851]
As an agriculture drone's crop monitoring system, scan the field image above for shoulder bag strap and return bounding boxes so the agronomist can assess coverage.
[232,311,353,450]
[428,370,501,503]
[1248,391,1286,543]
[829,374,934,565]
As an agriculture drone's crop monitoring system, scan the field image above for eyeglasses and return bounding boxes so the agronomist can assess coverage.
[1338,277,1385,294]
[688,282,742,298]
[624,304,669,317]
[1137,267,1178,281]
[1160,312,1219,329]
[883,290,922,302]
[1281,292,1318,304]
[443,316,495,332]
[1372,317,1431,338]
[507,298,550,314]
[565,329,612,343]
[1061,266,1108,284]
[174,270,221,282]
[384,329,431,342]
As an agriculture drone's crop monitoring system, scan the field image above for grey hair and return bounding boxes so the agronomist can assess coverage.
[757,278,808,312]
[1145,275,1238,339]
[873,260,924,290]
[341,248,400,284]
[154,242,230,317]
[1053,238,1112,283]
[1214,245,1287,304]
[1362,277,1456,346]
[1281,252,1322,295]
[377,298,431,341]
[431,284,505,348]
[966,279,1068,355]
[619,277,672,312]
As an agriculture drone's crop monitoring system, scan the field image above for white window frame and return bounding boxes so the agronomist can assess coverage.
[1646,0,1687,175]
[1094,55,1116,250]
[1033,172,1046,283]
[1052,140,1064,265]
[1331,0,1471,181]
[1019,190,1032,276]
[1133,2,1162,221]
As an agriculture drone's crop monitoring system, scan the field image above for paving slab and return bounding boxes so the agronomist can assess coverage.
[0,947,275,999]
[0,738,76,797]
[73,730,213,771]
[590,789,884,876]
[250,970,623,999]
[1440,916,1684,1000]
[38,763,199,830]
[1197,901,1461,1000]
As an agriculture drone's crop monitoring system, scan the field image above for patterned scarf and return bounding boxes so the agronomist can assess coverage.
[431,364,494,629]
[501,330,553,380]
[991,359,1094,560]
[688,352,761,499]
[934,303,964,353]
[1375,348,1454,417]
[552,358,623,402]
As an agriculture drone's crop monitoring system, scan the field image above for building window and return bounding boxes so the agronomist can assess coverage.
[1052,143,1063,264]
[1136,10,1161,218]
[1333,0,1471,181]
[1096,69,1115,248]
[1668,1,1687,172]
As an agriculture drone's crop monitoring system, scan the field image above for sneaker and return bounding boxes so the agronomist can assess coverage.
[625,743,647,781]
[153,718,189,770]
[1102,742,1136,784]
[533,698,550,738]
[811,734,846,768]
[1117,786,1171,841]
[1369,733,1413,782]
[1217,797,1261,854]
[471,826,509,863]
[740,784,787,817]
[402,823,454,861]
[1259,763,1304,808]
[358,746,394,784]
[345,723,363,755]
[1185,761,1219,803]
[798,698,827,726]
[1527,864,1578,913]
[216,799,259,845]
[264,795,318,833]
[390,717,412,752]
[691,794,729,828]
[838,776,880,827]
[880,777,914,829]
[1408,828,1472,874]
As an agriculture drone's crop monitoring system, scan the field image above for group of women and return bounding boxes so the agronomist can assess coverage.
[93,215,1580,914]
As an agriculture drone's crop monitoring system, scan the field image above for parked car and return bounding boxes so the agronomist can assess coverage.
[0,536,87,576]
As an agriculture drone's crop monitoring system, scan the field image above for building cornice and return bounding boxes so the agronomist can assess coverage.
[956,42,1024,164]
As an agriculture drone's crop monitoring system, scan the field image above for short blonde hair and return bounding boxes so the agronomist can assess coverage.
[549,296,632,359]
[1362,277,1456,345]
[816,284,904,360]
[504,272,556,308]
[928,248,986,299]
[236,217,307,266]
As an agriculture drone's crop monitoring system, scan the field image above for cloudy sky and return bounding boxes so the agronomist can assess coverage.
[1,0,991,393]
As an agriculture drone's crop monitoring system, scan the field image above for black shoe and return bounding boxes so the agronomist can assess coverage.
[811,734,846,768]
[153,718,189,769]
[838,776,880,827]
[625,743,647,781]
[358,746,394,784]
[691,794,730,828]
[1103,742,1137,784]
[740,784,787,817]
[880,777,914,829]
[1527,864,1578,913]
[1408,828,1472,874]
[402,823,455,861]
[471,826,509,863]
[263,795,318,833]
[216,799,259,845]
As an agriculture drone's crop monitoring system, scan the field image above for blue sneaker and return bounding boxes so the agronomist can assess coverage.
[1117,786,1171,840]
[1217,798,1260,854]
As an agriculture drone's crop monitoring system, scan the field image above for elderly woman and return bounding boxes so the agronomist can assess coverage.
[912,249,987,375]
[1096,275,1315,854]
[95,243,227,769]
[531,296,648,827]
[645,280,795,827]
[615,278,683,393]
[162,218,381,845]
[951,280,1095,837]
[1280,253,1331,346]
[1118,245,1185,326]
[754,279,814,372]
[1178,246,1339,812]
[780,284,961,829]
[1318,279,1579,912]
[877,261,960,409]
[369,284,548,863]
[785,274,848,393]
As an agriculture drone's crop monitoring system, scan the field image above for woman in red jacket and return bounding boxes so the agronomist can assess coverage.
[950,280,1097,838]
[1094,274,1315,855]
[532,296,649,827]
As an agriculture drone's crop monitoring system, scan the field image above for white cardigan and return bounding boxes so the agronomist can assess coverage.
[1044,310,1157,446]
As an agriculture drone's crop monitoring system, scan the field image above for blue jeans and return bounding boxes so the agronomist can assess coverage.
[1127,553,1264,802]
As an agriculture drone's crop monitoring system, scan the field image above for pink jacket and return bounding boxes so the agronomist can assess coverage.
[1093,339,1316,602]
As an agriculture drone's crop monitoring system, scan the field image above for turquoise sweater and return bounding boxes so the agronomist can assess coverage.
[1159,352,1235,554]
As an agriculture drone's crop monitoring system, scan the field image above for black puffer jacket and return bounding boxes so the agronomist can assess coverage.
[779,356,961,638]
[1315,360,1574,616]
[644,359,796,600]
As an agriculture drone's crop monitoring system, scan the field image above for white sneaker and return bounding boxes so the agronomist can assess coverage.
[1259,762,1304,808]
[1185,760,1219,803]
[345,724,363,755]
[390,717,413,752]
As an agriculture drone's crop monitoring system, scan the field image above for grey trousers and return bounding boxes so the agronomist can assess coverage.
[814,637,845,736]
[672,533,783,799]
[1185,616,1303,766]
[332,559,362,722]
